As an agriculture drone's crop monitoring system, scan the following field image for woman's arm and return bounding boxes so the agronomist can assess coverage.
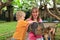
[39,18,43,22]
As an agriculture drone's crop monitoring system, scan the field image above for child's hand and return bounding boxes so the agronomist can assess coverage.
[28,21,37,24]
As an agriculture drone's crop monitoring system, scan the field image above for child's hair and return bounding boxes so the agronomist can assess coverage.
[28,22,44,35]
[16,11,25,20]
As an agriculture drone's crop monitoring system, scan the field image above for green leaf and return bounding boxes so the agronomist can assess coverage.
[2,0,7,3]
[56,0,60,4]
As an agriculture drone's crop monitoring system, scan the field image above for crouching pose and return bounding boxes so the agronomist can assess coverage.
[28,22,44,40]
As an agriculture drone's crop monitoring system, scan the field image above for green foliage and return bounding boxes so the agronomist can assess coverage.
[44,0,51,5]
[55,23,60,40]
[2,0,60,13]
[2,0,7,3]
[46,17,52,22]
[12,0,22,8]
[57,23,60,28]
[56,0,60,4]
[11,0,39,13]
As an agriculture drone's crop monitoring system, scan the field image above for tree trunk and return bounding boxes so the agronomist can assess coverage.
[0,9,2,14]
[45,5,60,21]
[6,0,13,21]
[0,0,13,21]
[0,0,2,19]
[6,5,13,21]
[10,5,14,21]
[0,0,2,14]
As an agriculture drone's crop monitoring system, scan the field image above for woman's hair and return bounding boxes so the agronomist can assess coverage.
[31,7,40,22]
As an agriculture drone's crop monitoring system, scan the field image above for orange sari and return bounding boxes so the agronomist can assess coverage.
[13,20,29,40]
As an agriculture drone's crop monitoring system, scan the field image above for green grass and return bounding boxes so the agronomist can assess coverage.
[0,22,17,40]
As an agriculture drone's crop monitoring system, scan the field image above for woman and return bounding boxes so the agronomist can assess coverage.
[26,7,43,40]
[26,7,42,23]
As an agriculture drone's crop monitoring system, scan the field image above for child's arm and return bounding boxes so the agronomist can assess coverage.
[13,20,29,40]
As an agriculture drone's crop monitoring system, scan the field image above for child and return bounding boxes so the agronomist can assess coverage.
[28,22,44,40]
[11,11,29,40]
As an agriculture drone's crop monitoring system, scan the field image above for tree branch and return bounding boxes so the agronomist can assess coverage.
[53,0,60,16]
[45,5,60,21]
